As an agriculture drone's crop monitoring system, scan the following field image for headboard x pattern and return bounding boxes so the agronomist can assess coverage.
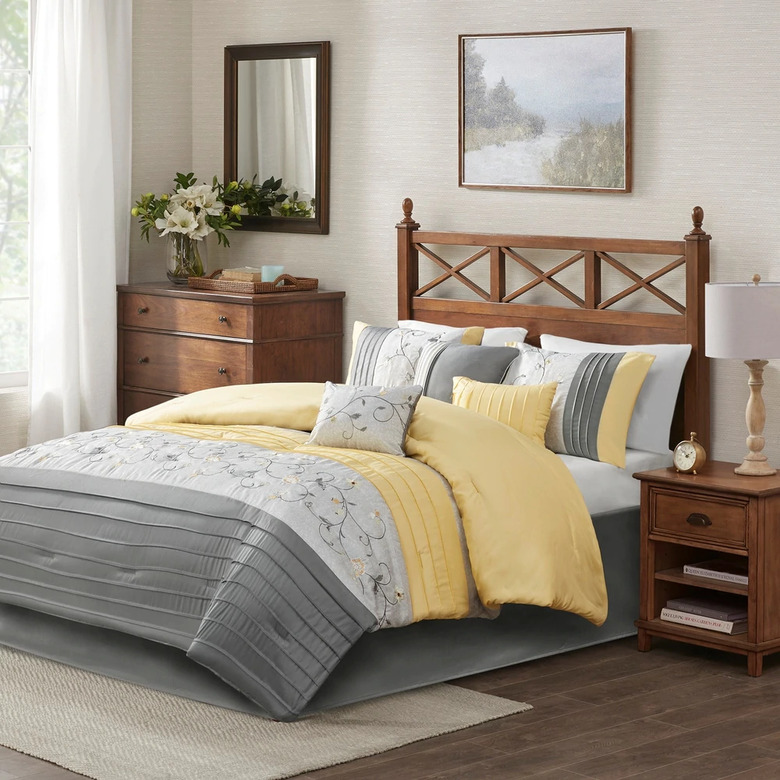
[396,198,711,450]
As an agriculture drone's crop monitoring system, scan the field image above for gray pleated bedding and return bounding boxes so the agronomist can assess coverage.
[0,427,416,721]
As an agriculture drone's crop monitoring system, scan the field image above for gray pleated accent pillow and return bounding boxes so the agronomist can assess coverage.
[347,323,467,387]
[413,343,520,402]
[306,382,422,456]
[501,343,655,467]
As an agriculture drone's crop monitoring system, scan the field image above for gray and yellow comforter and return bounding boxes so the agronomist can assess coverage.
[0,383,607,720]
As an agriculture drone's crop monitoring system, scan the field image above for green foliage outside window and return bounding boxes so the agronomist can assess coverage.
[0,0,29,375]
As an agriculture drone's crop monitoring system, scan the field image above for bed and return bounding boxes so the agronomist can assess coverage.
[0,201,710,720]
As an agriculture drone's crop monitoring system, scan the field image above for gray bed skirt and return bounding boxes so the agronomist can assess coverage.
[0,507,639,718]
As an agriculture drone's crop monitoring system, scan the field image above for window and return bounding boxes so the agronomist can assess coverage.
[0,0,29,388]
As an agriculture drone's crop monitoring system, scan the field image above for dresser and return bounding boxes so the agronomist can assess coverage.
[117,283,345,422]
[634,462,780,676]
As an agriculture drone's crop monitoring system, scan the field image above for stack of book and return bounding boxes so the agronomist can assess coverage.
[682,558,748,585]
[660,593,748,635]
[221,267,265,282]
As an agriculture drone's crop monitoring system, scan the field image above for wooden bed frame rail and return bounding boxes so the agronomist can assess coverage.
[397,198,711,450]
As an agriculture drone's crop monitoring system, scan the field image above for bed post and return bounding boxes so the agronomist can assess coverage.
[683,206,711,450]
[397,198,420,320]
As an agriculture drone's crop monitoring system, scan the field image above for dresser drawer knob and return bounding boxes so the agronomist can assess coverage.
[137,357,149,364]
[686,512,712,527]
[137,306,148,314]
[218,315,228,323]
[218,367,227,375]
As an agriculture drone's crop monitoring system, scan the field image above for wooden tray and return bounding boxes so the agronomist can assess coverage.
[187,271,319,294]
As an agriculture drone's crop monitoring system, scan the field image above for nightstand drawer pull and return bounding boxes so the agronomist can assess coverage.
[137,356,149,364]
[218,315,228,323]
[218,367,227,375]
[137,306,149,314]
[686,512,712,527]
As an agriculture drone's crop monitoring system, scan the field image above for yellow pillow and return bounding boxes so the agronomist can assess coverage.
[451,377,557,447]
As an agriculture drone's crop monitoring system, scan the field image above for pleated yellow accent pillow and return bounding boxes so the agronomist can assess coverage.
[451,377,558,447]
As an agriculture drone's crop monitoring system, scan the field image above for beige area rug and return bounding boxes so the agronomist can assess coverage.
[0,646,530,780]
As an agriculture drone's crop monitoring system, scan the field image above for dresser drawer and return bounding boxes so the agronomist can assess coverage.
[121,293,250,338]
[651,489,748,548]
[121,390,176,422]
[122,332,248,394]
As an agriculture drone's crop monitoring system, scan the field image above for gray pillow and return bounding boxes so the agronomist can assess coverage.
[413,343,519,402]
[306,382,422,456]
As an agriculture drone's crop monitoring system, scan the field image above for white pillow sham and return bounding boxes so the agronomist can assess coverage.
[539,334,692,454]
[398,320,528,347]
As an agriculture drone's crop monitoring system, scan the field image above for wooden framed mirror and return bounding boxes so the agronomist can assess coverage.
[224,41,330,234]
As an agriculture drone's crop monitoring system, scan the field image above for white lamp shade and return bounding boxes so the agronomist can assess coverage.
[705,281,780,359]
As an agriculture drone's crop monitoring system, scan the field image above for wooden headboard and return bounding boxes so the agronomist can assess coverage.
[396,198,711,450]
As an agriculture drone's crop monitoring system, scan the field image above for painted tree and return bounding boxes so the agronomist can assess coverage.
[463,41,545,150]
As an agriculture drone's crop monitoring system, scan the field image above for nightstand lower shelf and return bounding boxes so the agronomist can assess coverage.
[636,618,780,676]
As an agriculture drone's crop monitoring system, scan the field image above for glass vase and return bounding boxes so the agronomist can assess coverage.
[166,233,207,285]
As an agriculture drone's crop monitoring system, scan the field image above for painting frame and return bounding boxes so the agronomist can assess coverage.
[459,28,632,193]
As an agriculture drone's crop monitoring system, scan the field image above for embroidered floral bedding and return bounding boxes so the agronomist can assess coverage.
[0,383,607,720]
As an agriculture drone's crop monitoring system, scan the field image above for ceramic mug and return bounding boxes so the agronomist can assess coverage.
[261,265,285,284]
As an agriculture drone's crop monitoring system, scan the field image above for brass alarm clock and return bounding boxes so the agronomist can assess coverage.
[673,432,707,474]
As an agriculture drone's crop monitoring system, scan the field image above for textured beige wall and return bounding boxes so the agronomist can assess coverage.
[130,0,780,465]
[130,1,194,282]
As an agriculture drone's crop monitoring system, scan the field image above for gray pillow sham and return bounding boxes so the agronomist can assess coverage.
[413,343,519,403]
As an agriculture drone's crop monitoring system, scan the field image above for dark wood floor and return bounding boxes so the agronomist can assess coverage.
[2,637,780,779]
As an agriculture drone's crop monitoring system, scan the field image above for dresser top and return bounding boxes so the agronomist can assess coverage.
[118,281,345,305]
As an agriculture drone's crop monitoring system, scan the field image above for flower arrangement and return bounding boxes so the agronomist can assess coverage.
[132,172,241,248]
[131,172,314,283]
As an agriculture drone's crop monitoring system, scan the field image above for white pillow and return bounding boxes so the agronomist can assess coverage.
[398,320,528,347]
[539,334,692,454]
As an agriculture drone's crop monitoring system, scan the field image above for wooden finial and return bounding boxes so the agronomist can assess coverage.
[689,206,705,235]
[753,274,761,285]
[401,198,414,223]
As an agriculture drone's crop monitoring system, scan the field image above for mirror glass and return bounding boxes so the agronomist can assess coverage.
[224,42,329,234]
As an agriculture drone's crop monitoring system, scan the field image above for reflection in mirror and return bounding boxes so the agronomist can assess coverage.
[237,58,316,205]
[225,42,329,234]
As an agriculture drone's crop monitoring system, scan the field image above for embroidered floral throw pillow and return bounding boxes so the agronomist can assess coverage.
[306,382,423,456]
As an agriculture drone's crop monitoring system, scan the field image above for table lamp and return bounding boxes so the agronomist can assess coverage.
[705,275,780,476]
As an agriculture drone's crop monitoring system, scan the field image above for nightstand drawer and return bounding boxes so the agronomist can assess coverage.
[651,489,748,547]
[121,293,250,338]
[123,332,248,394]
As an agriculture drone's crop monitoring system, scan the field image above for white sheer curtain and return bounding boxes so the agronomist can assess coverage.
[28,0,131,444]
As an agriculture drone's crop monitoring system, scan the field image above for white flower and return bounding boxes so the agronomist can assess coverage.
[169,184,214,210]
[199,187,223,216]
[191,210,212,239]
[155,206,199,237]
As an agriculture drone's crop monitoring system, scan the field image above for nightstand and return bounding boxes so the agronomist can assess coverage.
[117,283,345,422]
[634,462,780,676]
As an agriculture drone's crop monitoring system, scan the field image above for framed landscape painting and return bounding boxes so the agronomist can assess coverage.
[459,28,632,193]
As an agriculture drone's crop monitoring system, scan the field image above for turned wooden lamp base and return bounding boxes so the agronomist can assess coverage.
[735,456,776,477]
[735,359,777,477]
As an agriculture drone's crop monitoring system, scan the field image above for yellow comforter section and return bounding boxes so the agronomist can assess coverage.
[127,382,608,625]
